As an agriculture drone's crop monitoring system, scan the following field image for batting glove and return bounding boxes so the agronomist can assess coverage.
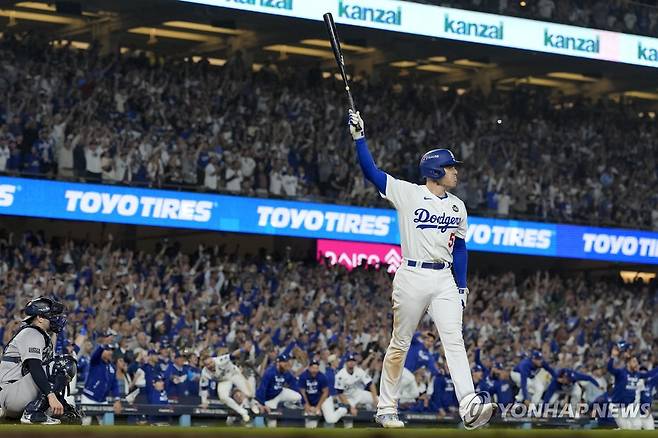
[348,109,365,140]
[458,287,469,309]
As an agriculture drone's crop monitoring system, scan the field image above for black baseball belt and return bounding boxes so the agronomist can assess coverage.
[406,259,452,270]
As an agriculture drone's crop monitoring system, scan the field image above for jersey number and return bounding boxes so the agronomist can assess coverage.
[448,233,456,251]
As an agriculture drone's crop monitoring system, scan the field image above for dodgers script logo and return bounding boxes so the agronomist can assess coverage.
[414,208,461,232]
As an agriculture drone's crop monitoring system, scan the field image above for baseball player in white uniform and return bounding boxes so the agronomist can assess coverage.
[348,110,493,429]
[200,345,255,423]
[334,353,378,413]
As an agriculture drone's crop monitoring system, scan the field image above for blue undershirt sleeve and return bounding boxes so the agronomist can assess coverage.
[355,137,387,195]
[452,237,468,288]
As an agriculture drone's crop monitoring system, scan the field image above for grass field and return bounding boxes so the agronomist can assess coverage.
[1,425,658,438]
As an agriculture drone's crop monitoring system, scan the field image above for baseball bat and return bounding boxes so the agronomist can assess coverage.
[323,12,356,112]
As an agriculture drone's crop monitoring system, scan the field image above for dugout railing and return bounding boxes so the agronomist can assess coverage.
[78,401,637,429]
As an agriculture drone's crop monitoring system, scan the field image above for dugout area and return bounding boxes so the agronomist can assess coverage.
[1,425,658,437]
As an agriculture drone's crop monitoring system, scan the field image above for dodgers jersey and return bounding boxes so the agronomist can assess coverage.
[382,174,467,263]
[202,354,239,382]
[334,366,372,397]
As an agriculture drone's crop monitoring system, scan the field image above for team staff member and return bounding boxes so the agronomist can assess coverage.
[489,363,515,405]
[0,297,79,424]
[165,351,188,399]
[511,351,552,404]
[608,344,658,430]
[299,359,328,428]
[255,353,301,427]
[80,337,122,425]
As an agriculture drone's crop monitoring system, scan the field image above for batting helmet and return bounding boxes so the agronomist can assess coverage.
[23,296,67,334]
[419,148,462,180]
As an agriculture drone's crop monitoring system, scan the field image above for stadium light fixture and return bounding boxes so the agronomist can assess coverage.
[300,39,375,54]
[500,76,568,88]
[390,60,418,68]
[453,59,495,68]
[191,56,226,66]
[427,56,447,63]
[15,1,99,17]
[416,64,456,73]
[15,2,55,11]
[546,72,597,82]
[50,40,90,50]
[263,44,335,59]
[622,91,658,100]
[128,27,212,42]
[620,270,656,284]
[163,21,243,35]
[0,9,83,25]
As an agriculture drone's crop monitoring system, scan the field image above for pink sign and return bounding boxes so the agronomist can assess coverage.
[317,239,402,273]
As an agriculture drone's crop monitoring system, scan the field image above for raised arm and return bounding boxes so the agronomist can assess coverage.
[572,371,599,386]
[348,110,387,195]
[474,348,489,375]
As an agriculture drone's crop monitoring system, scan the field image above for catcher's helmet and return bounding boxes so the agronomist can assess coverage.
[51,354,78,381]
[419,148,462,180]
[23,296,67,333]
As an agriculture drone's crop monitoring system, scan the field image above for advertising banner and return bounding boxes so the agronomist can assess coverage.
[317,238,402,272]
[179,0,658,68]
[1,177,656,264]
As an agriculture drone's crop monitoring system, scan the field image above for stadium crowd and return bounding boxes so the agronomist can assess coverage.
[0,33,657,231]
[426,0,658,38]
[0,230,655,425]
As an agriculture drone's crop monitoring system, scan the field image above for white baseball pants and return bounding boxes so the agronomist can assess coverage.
[218,371,253,418]
[377,266,474,416]
[346,389,375,409]
[265,388,302,427]
[399,367,421,404]
[305,397,348,428]
[264,388,302,409]
[547,382,584,415]
[511,370,550,404]
[80,394,107,426]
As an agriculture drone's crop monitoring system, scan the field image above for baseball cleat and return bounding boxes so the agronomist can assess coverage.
[20,412,61,425]
[241,413,251,423]
[459,391,494,430]
[374,413,405,428]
